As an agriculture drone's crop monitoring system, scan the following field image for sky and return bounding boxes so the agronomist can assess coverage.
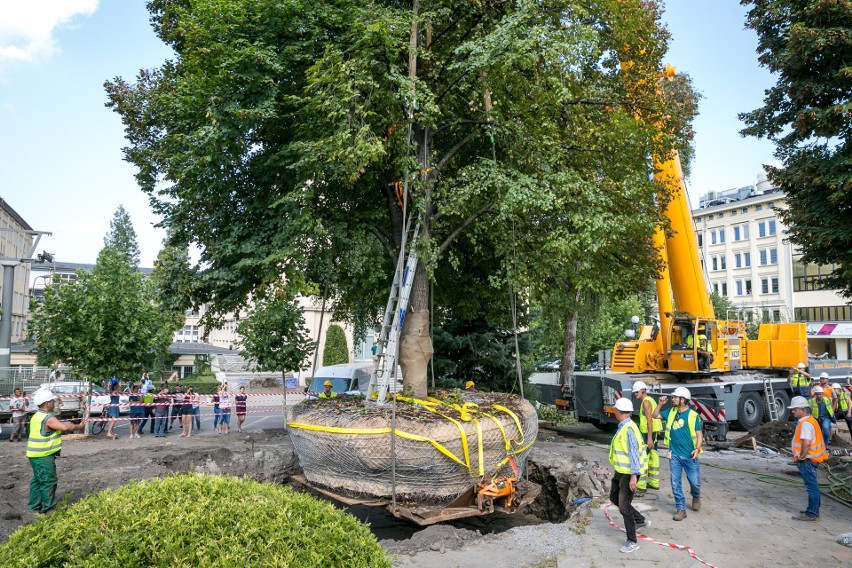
[0,1,778,267]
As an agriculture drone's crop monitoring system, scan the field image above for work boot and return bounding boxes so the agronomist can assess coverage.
[673,509,687,521]
[692,497,701,512]
[633,491,646,498]
[791,513,817,522]
[619,541,640,554]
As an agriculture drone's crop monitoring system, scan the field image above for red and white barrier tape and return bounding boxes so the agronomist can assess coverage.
[75,407,285,423]
[603,503,718,567]
[0,391,311,402]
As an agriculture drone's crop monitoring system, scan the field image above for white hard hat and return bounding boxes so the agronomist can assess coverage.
[819,372,829,379]
[812,386,824,394]
[672,386,692,400]
[832,383,841,389]
[631,381,648,393]
[788,396,809,409]
[33,389,56,406]
[614,398,634,412]
[797,362,806,369]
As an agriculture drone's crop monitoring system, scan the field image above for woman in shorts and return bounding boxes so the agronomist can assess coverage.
[181,387,194,437]
[235,386,248,433]
[129,384,143,438]
[106,382,121,439]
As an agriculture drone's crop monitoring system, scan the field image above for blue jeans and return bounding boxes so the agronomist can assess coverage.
[797,386,810,398]
[155,411,168,436]
[670,453,700,511]
[816,416,832,442]
[798,459,820,517]
[193,407,201,430]
[213,407,220,429]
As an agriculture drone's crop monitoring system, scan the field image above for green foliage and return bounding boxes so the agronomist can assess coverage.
[322,324,349,367]
[179,375,220,394]
[103,205,140,268]
[238,286,316,374]
[0,473,390,567]
[709,291,736,321]
[431,312,533,394]
[28,209,182,380]
[740,0,852,297]
[536,404,578,425]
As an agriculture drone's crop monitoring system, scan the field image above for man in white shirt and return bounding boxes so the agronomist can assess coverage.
[217,384,232,434]
[9,388,27,442]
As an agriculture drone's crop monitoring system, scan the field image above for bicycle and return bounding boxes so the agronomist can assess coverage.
[75,406,108,435]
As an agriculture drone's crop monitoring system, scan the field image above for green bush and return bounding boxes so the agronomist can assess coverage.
[179,374,220,394]
[322,324,349,366]
[0,473,390,568]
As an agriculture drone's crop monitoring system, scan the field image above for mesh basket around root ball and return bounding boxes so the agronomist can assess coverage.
[287,392,538,502]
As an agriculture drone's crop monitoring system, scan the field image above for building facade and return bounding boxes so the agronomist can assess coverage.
[693,177,851,359]
[0,199,35,345]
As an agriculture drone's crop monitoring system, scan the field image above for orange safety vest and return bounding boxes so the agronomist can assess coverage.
[792,415,828,463]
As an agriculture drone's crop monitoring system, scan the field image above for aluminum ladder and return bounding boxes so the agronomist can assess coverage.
[763,377,779,422]
[366,220,420,404]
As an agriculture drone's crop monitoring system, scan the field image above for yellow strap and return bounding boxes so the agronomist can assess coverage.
[474,418,484,476]
[482,412,511,452]
[492,404,525,445]
[287,422,470,471]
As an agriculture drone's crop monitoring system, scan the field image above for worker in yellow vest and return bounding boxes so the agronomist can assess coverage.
[318,380,337,399]
[834,382,851,443]
[787,396,828,521]
[788,362,812,398]
[631,381,662,493]
[26,389,84,514]
[608,397,648,554]
[653,387,703,521]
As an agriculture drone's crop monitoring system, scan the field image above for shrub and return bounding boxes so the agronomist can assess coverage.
[0,473,390,568]
[322,324,349,366]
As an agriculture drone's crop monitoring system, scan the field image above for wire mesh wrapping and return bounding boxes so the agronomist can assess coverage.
[288,392,538,502]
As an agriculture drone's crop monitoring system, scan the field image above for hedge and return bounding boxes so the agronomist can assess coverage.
[0,473,390,568]
[322,324,349,366]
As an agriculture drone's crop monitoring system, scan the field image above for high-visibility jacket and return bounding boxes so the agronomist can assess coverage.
[809,397,834,419]
[839,389,850,412]
[791,372,810,388]
[318,392,337,399]
[638,396,663,434]
[609,420,648,475]
[792,415,828,463]
[663,407,703,454]
[26,411,62,459]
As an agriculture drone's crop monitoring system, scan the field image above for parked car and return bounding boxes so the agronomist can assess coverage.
[27,382,130,417]
[305,363,402,398]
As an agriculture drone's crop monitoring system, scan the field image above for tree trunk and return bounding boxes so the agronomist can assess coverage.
[560,285,581,385]
[399,261,432,398]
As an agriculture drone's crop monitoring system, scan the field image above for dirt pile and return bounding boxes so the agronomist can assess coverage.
[524,443,604,523]
[748,420,795,450]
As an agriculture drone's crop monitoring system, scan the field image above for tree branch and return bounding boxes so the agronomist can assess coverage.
[436,127,486,172]
[438,201,495,255]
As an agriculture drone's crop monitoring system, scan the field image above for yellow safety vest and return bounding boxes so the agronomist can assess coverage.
[638,396,663,434]
[791,372,810,388]
[686,333,706,349]
[839,389,850,412]
[26,411,62,459]
[663,407,703,453]
[809,397,834,418]
[609,420,648,475]
[318,392,337,399]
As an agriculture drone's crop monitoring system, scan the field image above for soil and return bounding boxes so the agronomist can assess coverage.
[2,421,851,567]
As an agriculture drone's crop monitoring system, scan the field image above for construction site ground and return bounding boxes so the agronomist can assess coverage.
[1,407,850,567]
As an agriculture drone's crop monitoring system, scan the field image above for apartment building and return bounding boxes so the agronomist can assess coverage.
[0,199,35,344]
[693,175,851,359]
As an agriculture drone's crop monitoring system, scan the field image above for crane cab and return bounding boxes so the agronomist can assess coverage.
[668,316,730,374]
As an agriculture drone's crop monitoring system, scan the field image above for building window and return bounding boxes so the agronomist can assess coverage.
[711,231,717,245]
[712,256,718,271]
[718,212,724,218]
[718,228,725,243]
[759,248,778,266]
[795,305,852,322]
[793,259,837,292]
[757,219,777,238]
[720,254,726,269]
[755,204,763,211]
[722,282,728,296]
[733,223,750,241]
[761,278,769,294]
[708,214,714,220]
[697,233,702,247]
[736,279,753,296]
[731,209,737,216]
[741,207,749,213]
[734,251,751,268]
[772,277,779,294]
[773,309,781,321]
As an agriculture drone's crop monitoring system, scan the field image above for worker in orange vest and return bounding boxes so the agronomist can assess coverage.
[787,396,828,521]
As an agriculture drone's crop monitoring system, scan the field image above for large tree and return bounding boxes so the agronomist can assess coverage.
[740,0,852,296]
[107,0,696,397]
[28,209,182,380]
[236,285,315,378]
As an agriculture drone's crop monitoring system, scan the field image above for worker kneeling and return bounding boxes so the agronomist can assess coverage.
[632,381,662,493]
[609,397,648,554]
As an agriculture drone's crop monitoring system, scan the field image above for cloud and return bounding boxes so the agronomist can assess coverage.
[0,1,98,71]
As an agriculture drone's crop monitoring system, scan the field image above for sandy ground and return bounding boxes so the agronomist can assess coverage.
[1,408,851,567]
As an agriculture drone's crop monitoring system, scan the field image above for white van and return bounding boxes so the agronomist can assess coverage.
[306,363,374,397]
